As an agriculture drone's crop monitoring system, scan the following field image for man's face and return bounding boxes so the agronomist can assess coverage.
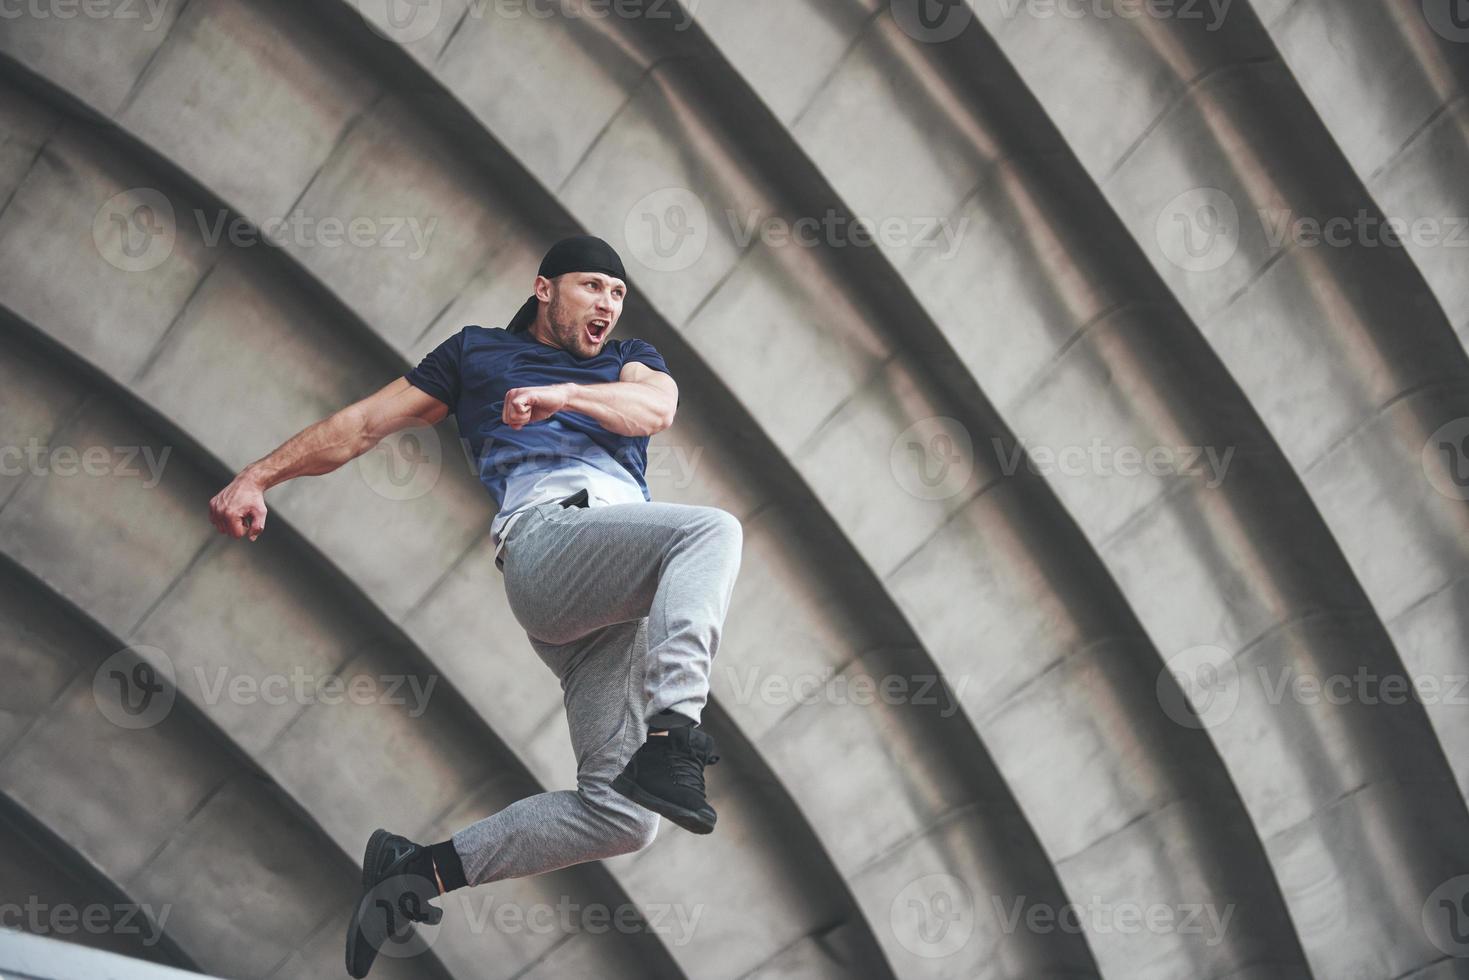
[539,271,625,359]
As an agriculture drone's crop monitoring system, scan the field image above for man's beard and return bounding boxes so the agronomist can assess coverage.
[548,295,602,358]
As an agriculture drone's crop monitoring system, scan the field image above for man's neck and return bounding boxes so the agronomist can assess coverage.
[527,320,563,352]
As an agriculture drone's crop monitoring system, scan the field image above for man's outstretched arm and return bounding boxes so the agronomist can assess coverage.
[503,361,677,437]
[208,377,450,541]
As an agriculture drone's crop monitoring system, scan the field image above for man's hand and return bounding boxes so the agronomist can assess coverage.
[209,472,268,541]
[503,384,573,430]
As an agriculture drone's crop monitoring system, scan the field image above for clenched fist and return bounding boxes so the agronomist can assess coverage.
[502,383,573,430]
[209,473,268,541]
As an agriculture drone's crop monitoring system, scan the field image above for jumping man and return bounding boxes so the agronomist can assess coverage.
[206,235,744,978]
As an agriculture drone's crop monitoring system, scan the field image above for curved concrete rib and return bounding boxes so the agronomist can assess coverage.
[0,765,196,970]
[1249,0,1469,347]
[0,22,893,979]
[3,3,1093,978]
[0,555,454,980]
[929,1,1469,975]
[683,3,1336,979]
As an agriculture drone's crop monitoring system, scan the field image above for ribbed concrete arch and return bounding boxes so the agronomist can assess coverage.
[0,554,453,979]
[683,4,1343,980]
[0,308,684,979]
[0,17,904,980]
[1248,0,1469,347]
[919,2,1469,975]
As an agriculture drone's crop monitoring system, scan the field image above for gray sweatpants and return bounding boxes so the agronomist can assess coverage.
[449,498,744,886]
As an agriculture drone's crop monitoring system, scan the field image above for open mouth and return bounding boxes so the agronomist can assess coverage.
[586,318,609,343]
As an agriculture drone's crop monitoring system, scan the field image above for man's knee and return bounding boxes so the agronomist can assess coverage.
[615,811,661,855]
[582,788,660,857]
[600,807,660,857]
[689,507,742,553]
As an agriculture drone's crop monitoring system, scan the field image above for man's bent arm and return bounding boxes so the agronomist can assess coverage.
[209,378,449,540]
[562,377,676,438]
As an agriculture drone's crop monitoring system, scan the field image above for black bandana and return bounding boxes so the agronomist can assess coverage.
[507,235,628,333]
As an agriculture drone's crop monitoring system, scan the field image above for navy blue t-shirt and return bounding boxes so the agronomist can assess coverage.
[403,326,672,509]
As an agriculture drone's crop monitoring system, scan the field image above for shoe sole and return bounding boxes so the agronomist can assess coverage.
[611,773,716,835]
[345,829,391,979]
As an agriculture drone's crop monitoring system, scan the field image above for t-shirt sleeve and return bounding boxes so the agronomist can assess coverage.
[404,329,464,412]
[621,338,676,408]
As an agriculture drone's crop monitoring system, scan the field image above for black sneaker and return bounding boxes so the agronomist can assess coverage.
[345,829,443,979]
[611,725,721,834]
